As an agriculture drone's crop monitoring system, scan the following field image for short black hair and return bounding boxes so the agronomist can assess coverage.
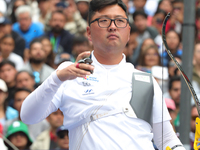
[133,9,147,20]
[172,0,183,4]
[72,35,89,47]
[88,0,128,24]
[29,38,41,50]
[168,75,181,90]
[51,10,65,19]
[16,70,35,80]
[14,88,32,97]
[0,60,15,70]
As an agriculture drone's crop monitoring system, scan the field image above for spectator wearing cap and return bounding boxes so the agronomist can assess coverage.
[0,79,18,126]
[4,121,32,150]
[12,5,44,49]
[56,126,69,150]
[31,109,63,150]
[0,16,26,58]
[165,98,176,131]
[0,60,17,108]
[3,88,50,141]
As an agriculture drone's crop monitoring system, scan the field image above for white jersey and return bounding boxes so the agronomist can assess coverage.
[21,52,184,150]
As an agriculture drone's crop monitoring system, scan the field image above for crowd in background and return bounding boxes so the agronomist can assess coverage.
[0,0,200,149]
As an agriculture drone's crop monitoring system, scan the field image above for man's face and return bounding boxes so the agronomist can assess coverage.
[38,0,50,14]
[169,81,181,105]
[0,64,17,84]
[18,13,32,31]
[16,72,35,91]
[50,13,66,33]
[133,0,146,10]
[9,132,28,149]
[47,109,63,128]
[87,4,130,55]
[134,15,147,33]
[29,42,46,64]
[191,107,198,133]
[14,91,30,113]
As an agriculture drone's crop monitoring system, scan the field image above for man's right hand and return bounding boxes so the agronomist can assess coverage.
[56,51,94,81]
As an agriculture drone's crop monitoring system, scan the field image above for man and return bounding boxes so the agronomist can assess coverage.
[3,88,50,141]
[31,109,64,150]
[45,10,74,55]
[0,16,26,58]
[22,38,55,85]
[0,60,17,108]
[16,70,36,91]
[12,5,44,48]
[21,0,185,149]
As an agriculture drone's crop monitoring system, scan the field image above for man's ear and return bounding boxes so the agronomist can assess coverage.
[86,26,92,42]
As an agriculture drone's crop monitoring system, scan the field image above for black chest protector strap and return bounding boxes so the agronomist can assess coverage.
[130,72,154,125]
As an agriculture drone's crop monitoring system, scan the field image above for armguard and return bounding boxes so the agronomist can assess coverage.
[194,117,200,150]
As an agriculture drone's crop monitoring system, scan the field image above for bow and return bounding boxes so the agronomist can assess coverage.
[162,12,200,150]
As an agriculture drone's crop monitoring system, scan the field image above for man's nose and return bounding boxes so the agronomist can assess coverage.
[108,20,117,31]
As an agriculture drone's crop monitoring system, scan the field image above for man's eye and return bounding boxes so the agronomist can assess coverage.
[99,19,108,23]
[116,19,125,23]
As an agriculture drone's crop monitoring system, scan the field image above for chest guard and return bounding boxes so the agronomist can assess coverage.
[130,72,154,125]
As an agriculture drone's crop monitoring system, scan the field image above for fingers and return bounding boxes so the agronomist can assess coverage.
[76,51,91,63]
[74,63,94,75]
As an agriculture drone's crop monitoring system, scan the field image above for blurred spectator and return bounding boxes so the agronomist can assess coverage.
[63,0,87,35]
[167,56,182,78]
[190,105,198,150]
[15,71,36,91]
[163,75,181,131]
[40,36,56,69]
[31,109,64,150]
[161,30,182,66]
[133,10,162,56]
[0,0,7,14]
[4,88,50,141]
[75,0,90,21]
[22,38,55,85]
[37,0,52,32]
[0,79,18,126]
[4,121,32,150]
[45,10,74,55]
[157,0,173,14]
[9,0,26,24]
[132,0,147,14]
[137,45,161,73]
[0,34,24,71]
[125,24,138,63]
[165,98,176,131]
[193,42,200,87]
[49,0,62,12]
[165,0,184,34]
[71,35,90,60]
[56,126,69,150]
[12,5,44,48]
[151,9,167,34]
[151,66,169,93]
[0,60,17,108]
[0,16,26,58]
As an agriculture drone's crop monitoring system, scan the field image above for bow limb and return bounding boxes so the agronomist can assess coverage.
[162,12,200,150]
